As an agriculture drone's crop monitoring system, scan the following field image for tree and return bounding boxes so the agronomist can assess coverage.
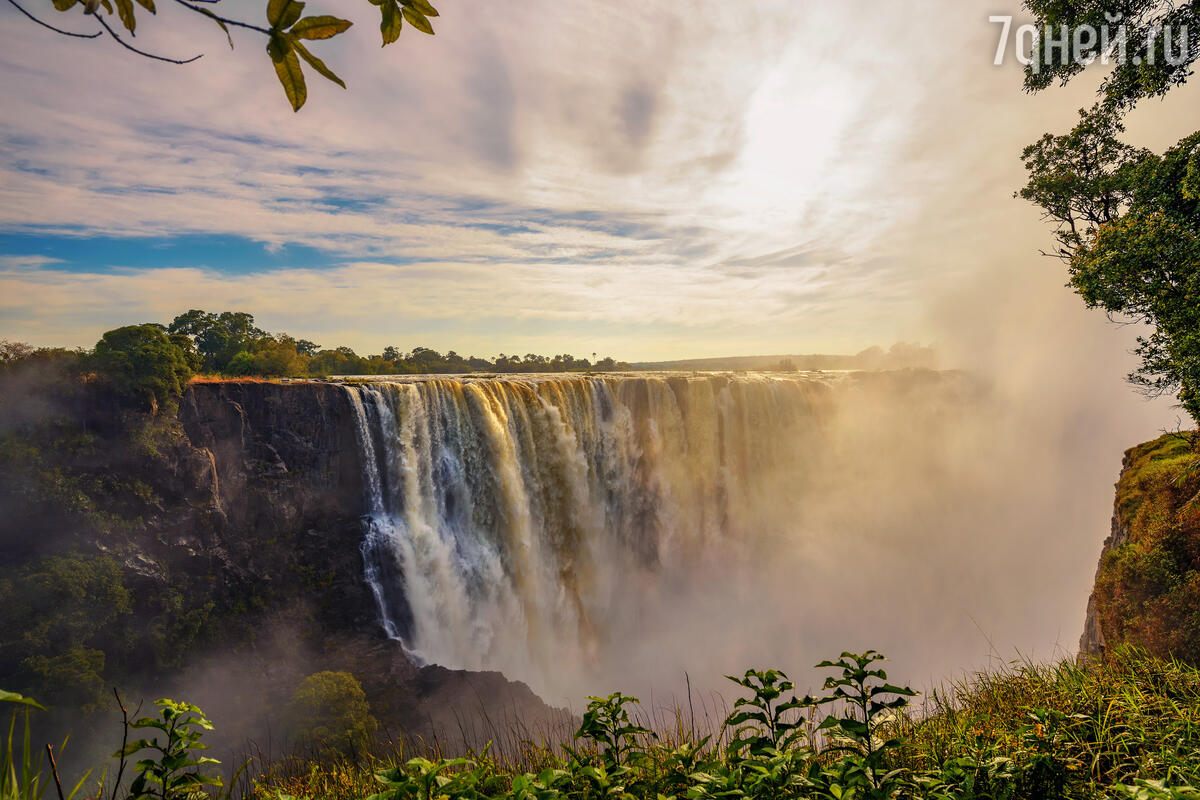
[294,338,321,357]
[168,310,266,372]
[90,324,197,412]
[16,0,440,111]
[286,670,378,754]
[1018,0,1200,425]
[1021,0,1200,110]
[0,553,132,712]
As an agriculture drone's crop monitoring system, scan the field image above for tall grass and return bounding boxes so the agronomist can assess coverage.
[12,646,1200,800]
[257,647,1200,800]
[1,691,90,800]
[899,647,1200,793]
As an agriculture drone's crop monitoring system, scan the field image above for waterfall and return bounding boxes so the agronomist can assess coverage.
[343,373,835,685]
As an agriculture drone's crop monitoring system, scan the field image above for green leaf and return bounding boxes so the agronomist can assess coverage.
[289,15,352,40]
[379,0,402,45]
[112,738,157,758]
[292,39,346,89]
[278,1,304,30]
[401,7,434,34]
[214,17,233,49]
[52,0,78,11]
[114,0,136,32]
[267,0,304,29]
[406,0,438,17]
[272,43,307,111]
[134,0,154,12]
[0,690,45,710]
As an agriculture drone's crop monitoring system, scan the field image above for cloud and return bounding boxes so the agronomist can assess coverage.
[0,0,942,355]
[0,255,65,270]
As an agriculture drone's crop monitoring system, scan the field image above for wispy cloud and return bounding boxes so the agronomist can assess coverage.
[0,1,957,356]
[0,255,65,270]
[3,0,1199,361]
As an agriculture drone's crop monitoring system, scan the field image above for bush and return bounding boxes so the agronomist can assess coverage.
[287,671,379,755]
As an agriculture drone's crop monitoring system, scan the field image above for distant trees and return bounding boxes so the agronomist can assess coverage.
[3,311,631,387]
[159,309,631,377]
[168,310,266,372]
[0,553,133,712]
[90,324,198,412]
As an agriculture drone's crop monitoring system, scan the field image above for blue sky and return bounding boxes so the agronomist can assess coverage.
[2,1,1199,362]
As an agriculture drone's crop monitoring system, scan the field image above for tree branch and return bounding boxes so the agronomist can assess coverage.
[5,0,102,38]
[172,0,272,35]
[94,13,202,64]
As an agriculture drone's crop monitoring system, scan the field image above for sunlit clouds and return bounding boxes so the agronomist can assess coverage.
[1,0,1199,363]
[0,2,998,356]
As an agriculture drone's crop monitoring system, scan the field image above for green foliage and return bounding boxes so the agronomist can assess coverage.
[223,648,1200,800]
[900,646,1200,798]
[90,325,197,413]
[723,668,806,756]
[0,554,133,713]
[36,0,439,111]
[1092,434,1200,661]
[1018,1,1200,424]
[1021,0,1200,110]
[168,311,266,374]
[1019,107,1200,421]
[116,698,222,800]
[287,672,379,756]
[573,692,652,769]
[159,308,628,377]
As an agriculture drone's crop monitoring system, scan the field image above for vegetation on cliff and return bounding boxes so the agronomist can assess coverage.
[9,647,1200,800]
[162,309,629,377]
[1090,434,1200,662]
[0,332,221,717]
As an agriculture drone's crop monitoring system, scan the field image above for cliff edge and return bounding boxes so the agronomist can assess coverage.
[1080,434,1200,660]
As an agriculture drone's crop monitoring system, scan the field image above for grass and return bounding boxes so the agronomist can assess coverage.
[11,648,1200,799]
[898,648,1200,793]
[248,648,1200,800]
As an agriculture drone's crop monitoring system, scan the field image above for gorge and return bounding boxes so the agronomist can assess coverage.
[180,369,1003,703]
[1,363,1151,755]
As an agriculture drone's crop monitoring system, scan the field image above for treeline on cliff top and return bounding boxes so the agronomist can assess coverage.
[1,309,633,410]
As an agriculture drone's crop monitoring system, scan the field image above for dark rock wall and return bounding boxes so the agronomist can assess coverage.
[179,381,376,631]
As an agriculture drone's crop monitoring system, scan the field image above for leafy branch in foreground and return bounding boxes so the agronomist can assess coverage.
[15,0,441,110]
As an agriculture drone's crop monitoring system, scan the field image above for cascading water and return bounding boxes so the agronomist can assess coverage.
[343,373,835,690]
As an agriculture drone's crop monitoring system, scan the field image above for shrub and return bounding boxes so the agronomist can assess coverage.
[287,671,379,756]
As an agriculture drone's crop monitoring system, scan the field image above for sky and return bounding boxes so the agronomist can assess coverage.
[1,0,1199,364]
[6,0,1200,695]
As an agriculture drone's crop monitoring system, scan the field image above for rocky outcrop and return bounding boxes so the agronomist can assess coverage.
[178,381,377,630]
[1079,482,1131,657]
[1079,434,1200,662]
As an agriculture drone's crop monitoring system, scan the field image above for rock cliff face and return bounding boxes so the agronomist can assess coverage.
[169,381,570,747]
[1078,468,1132,657]
[1079,434,1200,661]
[178,381,377,631]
